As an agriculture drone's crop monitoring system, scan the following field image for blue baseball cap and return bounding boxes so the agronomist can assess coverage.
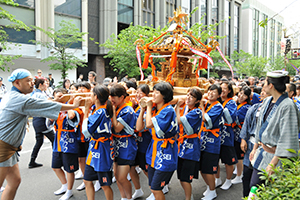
[0,77,3,81]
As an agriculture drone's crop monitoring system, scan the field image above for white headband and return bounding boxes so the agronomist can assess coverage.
[267,70,289,78]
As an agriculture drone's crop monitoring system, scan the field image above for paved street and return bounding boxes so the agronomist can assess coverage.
[0,121,243,200]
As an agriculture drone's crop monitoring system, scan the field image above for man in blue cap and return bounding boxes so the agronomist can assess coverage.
[0,76,6,102]
[0,69,83,200]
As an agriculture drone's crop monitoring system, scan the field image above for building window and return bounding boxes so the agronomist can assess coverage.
[1,2,35,44]
[200,0,207,25]
[270,19,275,61]
[14,0,35,8]
[212,0,218,35]
[277,22,282,55]
[166,0,175,24]
[54,0,82,48]
[225,0,230,56]
[54,0,81,17]
[142,0,155,27]
[252,9,259,56]
[262,13,268,58]
[118,0,134,25]
[234,4,239,52]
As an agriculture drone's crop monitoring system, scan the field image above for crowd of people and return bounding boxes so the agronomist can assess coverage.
[0,68,299,200]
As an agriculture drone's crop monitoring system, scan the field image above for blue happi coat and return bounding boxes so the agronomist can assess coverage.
[83,105,113,172]
[146,104,178,172]
[200,101,223,154]
[112,103,137,161]
[178,105,202,161]
[135,106,152,153]
[234,102,251,143]
[220,98,237,147]
[53,110,80,154]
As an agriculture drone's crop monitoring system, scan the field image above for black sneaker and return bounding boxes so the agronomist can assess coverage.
[28,162,43,169]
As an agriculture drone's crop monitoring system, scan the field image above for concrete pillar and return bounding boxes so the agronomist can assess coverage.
[159,0,166,27]
[155,0,160,28]
[35,0,41,42]
[194,0,200,24]
[134,0,139,25]
[190,0,195,25]
[82,0,88,54]
[206,0,212,27]
[48,0,54,40]
[99,0,118,54]
[138,0,142,25]
[219,0,225,52]
[176,0,182,8]
[95,55,105,83]
[238,2,242,53]
[230,1,235,56]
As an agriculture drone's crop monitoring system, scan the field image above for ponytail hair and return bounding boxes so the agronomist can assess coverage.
[138,84,150,96]
[92,85,113,118]
[34,78,45,89]
[106,99,113,118]
[110,83,129,98]
[267,76,290,93]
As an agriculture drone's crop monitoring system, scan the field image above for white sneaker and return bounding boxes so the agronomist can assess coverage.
[231,175,243,184]
[220,179,232,190]
[76,182,85,191]
[233,166,237,175]
[59,190,73,200]
[112,176,116,183]
[146,193,155,200]
[203,185,210,196]
[162,184,169,194]
[75,170,83,180]
[132,189,144,199]
[135,166,142,174]
[54,184,67,195]
[127,173,131,181]
[215,178,222,188]
[94,180,101,192]
[201,190,217,200]
[0,186,4,192]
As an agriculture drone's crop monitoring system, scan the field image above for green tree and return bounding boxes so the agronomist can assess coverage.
[232,50,269,77]
[252,149,300,200]
[99,24,166,78]
[0,0,30,71]
[286,58,300,76]
[209,50,231,78]
[30,20,88,81]
[267,55,300,76]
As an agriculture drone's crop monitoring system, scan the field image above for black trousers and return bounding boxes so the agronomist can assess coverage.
[249,168,265,191]
[242,165,253,197]
[30,130,55,159]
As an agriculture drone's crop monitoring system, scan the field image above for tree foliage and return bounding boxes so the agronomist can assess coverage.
[209,50,231,77]
[253,149,300,200]
[30,20,88,81]
[0,0,30,71]
[231,50,270,77]
[99,24,167,78]
[271,54,300,76]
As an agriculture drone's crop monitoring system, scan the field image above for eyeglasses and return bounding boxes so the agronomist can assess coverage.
[38,72,42,73]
